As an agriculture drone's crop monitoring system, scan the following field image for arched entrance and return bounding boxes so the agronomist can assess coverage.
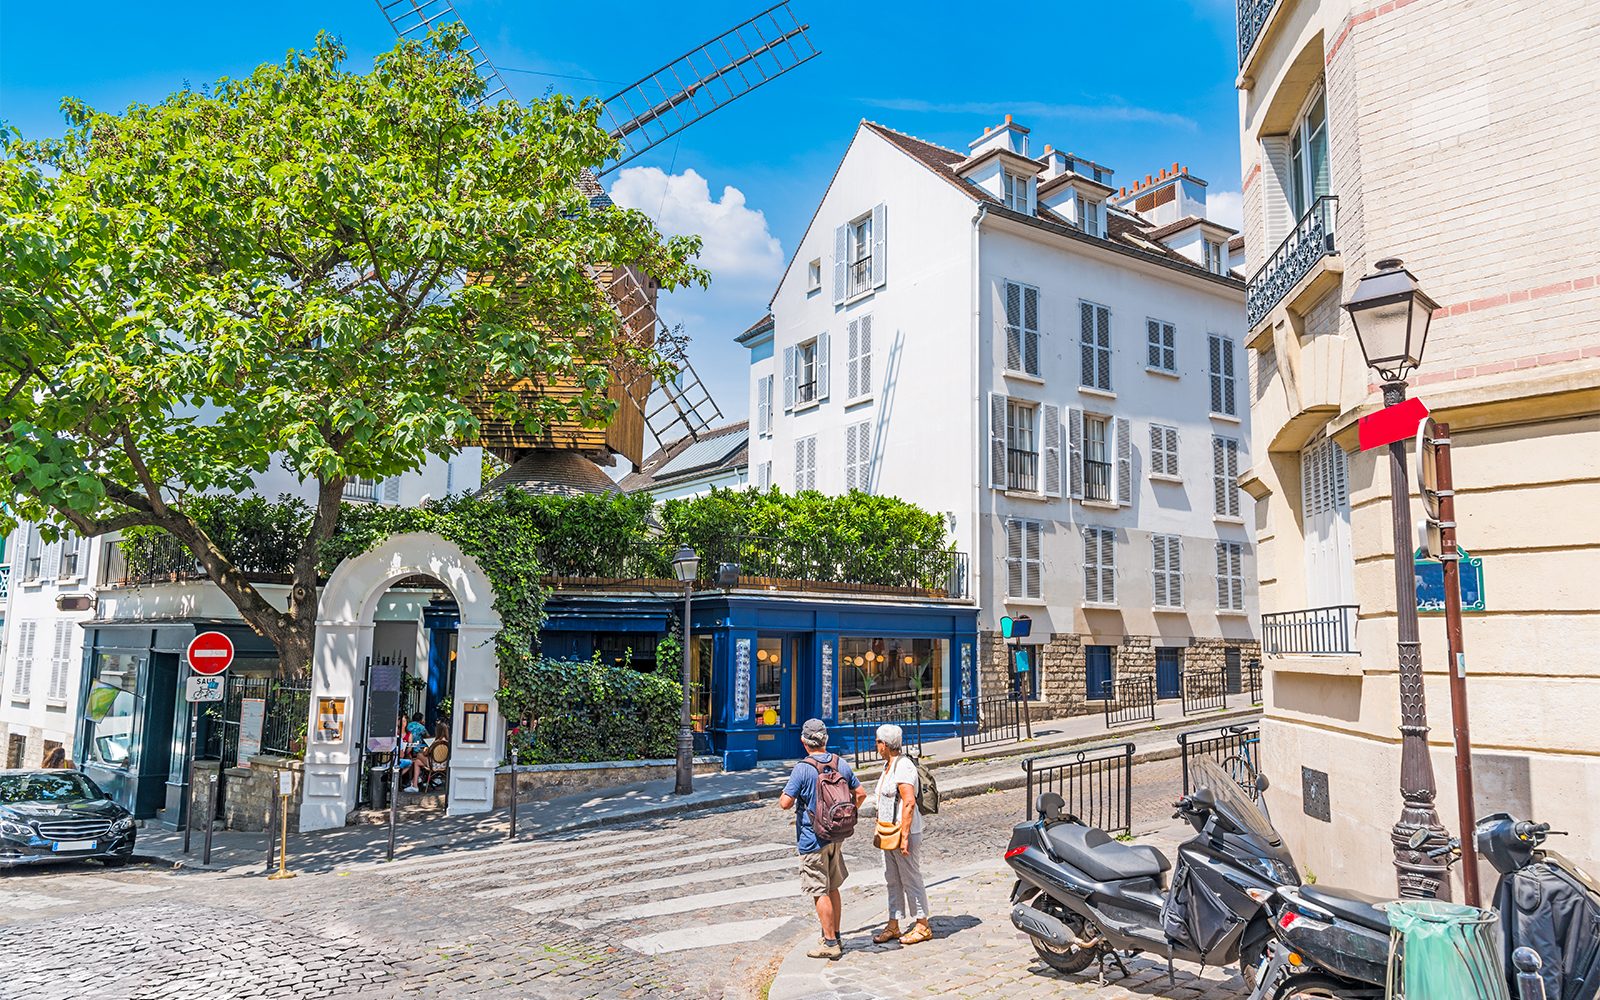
[301,533,502,832]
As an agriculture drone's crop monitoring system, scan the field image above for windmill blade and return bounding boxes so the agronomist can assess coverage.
[598,2,819,175]
[644,355,724,449]
[375,0,515,106]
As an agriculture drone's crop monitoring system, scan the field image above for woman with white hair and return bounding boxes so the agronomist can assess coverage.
[871,723,931,945]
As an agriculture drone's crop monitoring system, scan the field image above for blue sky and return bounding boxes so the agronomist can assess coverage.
[1,0,1245,452]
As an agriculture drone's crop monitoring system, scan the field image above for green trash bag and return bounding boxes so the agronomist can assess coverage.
[1386,900,1509,1000]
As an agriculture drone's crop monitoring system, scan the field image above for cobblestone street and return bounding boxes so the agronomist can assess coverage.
[0,758,1219,1000]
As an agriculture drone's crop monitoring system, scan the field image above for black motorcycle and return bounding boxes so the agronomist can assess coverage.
[1004,755,1299,984]
[1245,814,1600,1000]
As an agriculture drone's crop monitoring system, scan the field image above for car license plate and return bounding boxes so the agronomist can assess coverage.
[53,839,95,852]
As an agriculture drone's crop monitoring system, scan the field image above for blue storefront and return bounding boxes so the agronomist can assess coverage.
[539,590,979,766]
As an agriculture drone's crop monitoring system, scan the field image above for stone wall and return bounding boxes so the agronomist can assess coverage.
[493,756,722,809]
[193,757,306,834]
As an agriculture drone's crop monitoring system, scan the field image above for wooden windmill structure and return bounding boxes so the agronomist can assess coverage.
[376,1,818,470]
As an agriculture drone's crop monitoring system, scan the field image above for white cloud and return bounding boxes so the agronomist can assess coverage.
[609,167,784,283]
[1209,190,1243,230]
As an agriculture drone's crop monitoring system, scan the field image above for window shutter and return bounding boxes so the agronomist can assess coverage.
[1227,438,1241,517]
[795,438,806,491]
[989,393,1009,489]
[1260,136,1293,248]
[13,621,36,696]
[1096,306,1112,390]
[1165,426,1180,477]
[816,332,830,400]
[41,540,60,581]
[806,436,817,491]
[1230,544,1244,610]
[1213,437,1242,516]
[845,420,859,491]
[384,476,400,504]
[1006,520,1024,598]
[1083,529,1099,604]
[1080,302,1095,385]
[871,203,887,288]
[1100,528,1116,605]
[1025,520,1042,599]
[846,319,860,399]
[757,375,771,434]
[1222,338,1236,414]
[859,314,873,398]
[1147,320,1162,369]
[833,224,848,304]
[1149,424,1168,476]
[1005,282,1022,371]
[1041,404,1062,498]
[1115,416,1133,505]
[1162,322,1176,371]
[1023,286,1040,375]
[1067,407,1085,499]
[49,619,71,700]
[1152,536,1169,608]
[783,345,796,411]
[858,422,872,492]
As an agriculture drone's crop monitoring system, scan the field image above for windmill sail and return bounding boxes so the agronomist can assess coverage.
[597,2,818,175]
[376,0,514,106]
[597,268,724,449]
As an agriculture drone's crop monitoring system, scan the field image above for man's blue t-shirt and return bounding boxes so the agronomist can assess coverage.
[783,752,860,854]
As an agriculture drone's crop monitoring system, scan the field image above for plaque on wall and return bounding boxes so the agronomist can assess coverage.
[820,642,834,720]
[462,703,489,744]
[733,639,752,722]
[1302,766,1331,823]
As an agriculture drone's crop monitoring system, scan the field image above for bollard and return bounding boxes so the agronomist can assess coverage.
[1513,947,1546,1000]
[265,783,280,873]
[201,771,218,866]
[386,753,399,862]
[508,748,519,840]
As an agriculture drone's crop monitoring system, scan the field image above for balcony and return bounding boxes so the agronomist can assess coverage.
[1085,459,1112,502]
[1238,0,1281,67]
[1007,448,1038,492]
[0,565,8,602]
[343,477,383,502]
[848,256,872,296]
[1262,604,1358,655]
[1246,196,1339,331]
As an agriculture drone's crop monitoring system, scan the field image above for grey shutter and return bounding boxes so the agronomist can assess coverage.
[1067,407,1085,499]
[1170,536,1183,608]
[989,393,1008,489]
[1083,530,1099,604]
[816,332,830,400]
[1222,337,1237,415]
[1216,543,1230,609]
[1080,302,1095,385]
[757,375,771,434]
[1005,282,1022,371]
[1209,335,1224,413]
[1096,306,1112,390]
[1100,529,1116,604]
[833,224,848,304]
[1041,404,1062,498]
[384,476,400,503]
[846,319,860,399]
[1024,286,1040,376]
[1149,424,1166,476]
[1152,536,1168,608]
[1147,320,1162,369]
[871,202,887,288]
[1025,520,1042,599]
[1230,544,1244,610]
[795,438,806,491]
[1162,322,1176,371]
[1006,520,1023,597]
[859,314,873,397]
[1165,426,1180,476]
[1226,438,1241,516]
[1115,416,1133,505]
[806,436,817,491]
[858,422,872,492]
[783,345,796,411]
[1213,437,1227,515]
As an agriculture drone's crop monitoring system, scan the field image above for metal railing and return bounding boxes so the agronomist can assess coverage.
[1008,448,1038,492]
[1085,459,1112,502]
[842,700,925,767]
[849,257,872,295]
[1182,667,1229,716]
[1237,0,1280,66]
[201,675,312,766]
[1179,722,1260,795]
[1246,196,1339,329]
[1023,742,1135,834]
[1104,676,1156,729]
[958,695,1021,751]
[796,378,817,404]
[0,565,8,602]
[343,478,382,502]
[1248,659,1263,706]
[1262,604,1358,655]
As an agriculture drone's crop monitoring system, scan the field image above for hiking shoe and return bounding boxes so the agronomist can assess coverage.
[807,938,843,960]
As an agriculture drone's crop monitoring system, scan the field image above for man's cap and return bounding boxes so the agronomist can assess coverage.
[801,718,828,744]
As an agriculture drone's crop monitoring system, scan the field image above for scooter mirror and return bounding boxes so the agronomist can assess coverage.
[1407,827,1429,850]
[1255,773,1271,793]
[1194,787,1216,810]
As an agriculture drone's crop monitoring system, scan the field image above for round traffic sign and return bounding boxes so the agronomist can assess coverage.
[187,631,235,675]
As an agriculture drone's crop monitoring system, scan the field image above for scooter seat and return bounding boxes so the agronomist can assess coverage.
[1042,823,1170,883]
[1300,885,1392,933]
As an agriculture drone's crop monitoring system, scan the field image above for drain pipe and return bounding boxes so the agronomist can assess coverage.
[970,203,989,692]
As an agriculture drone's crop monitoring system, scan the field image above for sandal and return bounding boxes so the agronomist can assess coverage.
[899,923,933,945]
[873,921,901,944]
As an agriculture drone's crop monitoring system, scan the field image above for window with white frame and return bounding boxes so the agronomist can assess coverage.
[848,215,873,295]
[757,375,774,434]
[1003,171,1030,212]
[1007,400,1038,493]
[844,420,872,492]
[1004,281,1040,376]
[794,435,817,492]
[48,619,71,701]
[846,315,873,401]
[22,524,43,582]
[1209,335,1237,415]
[1084,526,1115,604]
[1153,534,1183,608]
[1146,319,1176,373]
[58,533,82,579]
[796,340,818,404]
[344,477,382,502]
[1213,436,1242,518]
[834,204,886,302]
[1079,301,1112,391]
[1005,518,1043,600]
[11,620,36,697]
[1084,415,1111,502]
[1078,198,1100,236]
[1216,541,1245,611]
[1202,239,1227,275]
[1150,423,1180,477]
[1289,91,1330,222]
[807,258,822,292]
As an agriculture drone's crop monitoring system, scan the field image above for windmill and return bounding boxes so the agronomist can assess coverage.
[376,1,818,460]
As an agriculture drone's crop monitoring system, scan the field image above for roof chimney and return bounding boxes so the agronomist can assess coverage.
[967,117,1031,158]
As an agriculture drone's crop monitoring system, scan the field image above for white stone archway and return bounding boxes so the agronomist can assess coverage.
[300,532,504,832]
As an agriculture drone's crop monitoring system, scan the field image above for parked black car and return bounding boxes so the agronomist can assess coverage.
[0,769,136,868]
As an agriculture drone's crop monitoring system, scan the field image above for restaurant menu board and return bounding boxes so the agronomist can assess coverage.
[820,642,834,720]
[366,658,403,753]
[733,639,752,722]
[236,697,266,768]
[462,703,489,744]
[315,698,346,743]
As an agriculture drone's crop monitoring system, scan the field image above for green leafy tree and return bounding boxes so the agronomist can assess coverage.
[0,29,706,675]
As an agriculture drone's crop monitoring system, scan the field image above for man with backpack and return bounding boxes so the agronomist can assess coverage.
[778,718,866,959]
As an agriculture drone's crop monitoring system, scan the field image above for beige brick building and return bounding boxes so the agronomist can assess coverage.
[1235,0,1599,895]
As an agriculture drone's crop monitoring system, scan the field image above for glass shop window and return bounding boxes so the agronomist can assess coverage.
[837,636,948,719]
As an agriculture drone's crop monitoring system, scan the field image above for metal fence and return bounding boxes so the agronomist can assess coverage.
[1182,666,1229,716]
[1248,659,1263,706]
[202,675,312,765]
[1104,676,1156,728]
[958,695,1021,752]
[1262,604,1359,655]
[1023,742,1135,834]
[841,700,925,767]
[1178,722,1260,795]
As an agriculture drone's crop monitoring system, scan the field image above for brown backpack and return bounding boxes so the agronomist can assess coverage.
[801,754,858,842]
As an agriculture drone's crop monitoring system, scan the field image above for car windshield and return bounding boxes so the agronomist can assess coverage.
[1192,756,1279,844]
[0,773,104,804]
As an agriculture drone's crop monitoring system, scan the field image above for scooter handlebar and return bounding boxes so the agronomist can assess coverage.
[1515,821,1553,843]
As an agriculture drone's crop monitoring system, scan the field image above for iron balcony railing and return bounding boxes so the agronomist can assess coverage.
[849,257,872,295]
[1007,448,1038,492]
[1246,195,1339,330]
[343,478,382,502]
[0,565,8,602]
[1085,459,1112,502]
[1238,0,1280,66]
[1262,604,1359,655]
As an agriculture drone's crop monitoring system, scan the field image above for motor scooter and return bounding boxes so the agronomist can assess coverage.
[1244,814,1600,1000]
[1004,755,1298,984]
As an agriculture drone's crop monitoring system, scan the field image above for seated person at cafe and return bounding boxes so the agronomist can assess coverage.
[407,721,449,791]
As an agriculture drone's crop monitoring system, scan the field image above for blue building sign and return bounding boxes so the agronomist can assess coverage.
[1415,548,1486,613]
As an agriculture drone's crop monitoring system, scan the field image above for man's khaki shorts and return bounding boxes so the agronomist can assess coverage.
[798,841,848,897]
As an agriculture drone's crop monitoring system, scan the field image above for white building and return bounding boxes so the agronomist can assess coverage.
[743,117,1259,712]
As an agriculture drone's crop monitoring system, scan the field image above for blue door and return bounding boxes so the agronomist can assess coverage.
[1085,645,1114,700]
[1156,648,1183,700]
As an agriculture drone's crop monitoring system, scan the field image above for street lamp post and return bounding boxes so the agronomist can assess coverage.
[671,545,701,796]
[1343,258,1451,898]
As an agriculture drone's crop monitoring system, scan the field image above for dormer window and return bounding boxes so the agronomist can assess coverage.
[1003,171,1030,212]
[1078,199,1100,236]
[1202,239,1227,275]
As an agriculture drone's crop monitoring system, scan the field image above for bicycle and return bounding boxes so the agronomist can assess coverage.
[1220,724,1261,800]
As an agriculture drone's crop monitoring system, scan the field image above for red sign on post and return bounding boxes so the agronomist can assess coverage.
[1359,396,1430,451]
[186,631,235,676]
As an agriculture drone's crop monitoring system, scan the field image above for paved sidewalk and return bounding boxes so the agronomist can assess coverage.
[768,820,1247,1000]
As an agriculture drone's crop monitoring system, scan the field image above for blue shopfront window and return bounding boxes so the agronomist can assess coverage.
[838,636,949,719]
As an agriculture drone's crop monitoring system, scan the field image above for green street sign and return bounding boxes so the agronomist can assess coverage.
[1415,547,1486,613]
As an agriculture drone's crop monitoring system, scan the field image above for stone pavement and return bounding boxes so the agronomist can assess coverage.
[768,821,1248,1000]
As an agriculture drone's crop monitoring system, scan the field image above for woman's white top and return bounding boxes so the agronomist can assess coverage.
[876,755,923,837]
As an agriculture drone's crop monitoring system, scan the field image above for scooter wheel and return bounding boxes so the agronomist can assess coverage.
[1027,896,1099,975]
[1272,974,1359,999]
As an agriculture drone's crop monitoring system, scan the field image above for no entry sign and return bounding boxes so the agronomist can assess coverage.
[187,631,235,675]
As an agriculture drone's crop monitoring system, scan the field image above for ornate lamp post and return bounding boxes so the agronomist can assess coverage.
[671,545,701,796]
[1343,258,1449,898]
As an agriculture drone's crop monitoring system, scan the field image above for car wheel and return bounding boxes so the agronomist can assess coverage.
[1027,896,1100,975]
